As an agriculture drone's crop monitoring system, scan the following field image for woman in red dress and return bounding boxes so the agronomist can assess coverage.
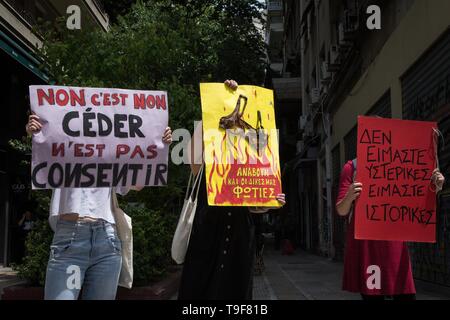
[336,159,444,300]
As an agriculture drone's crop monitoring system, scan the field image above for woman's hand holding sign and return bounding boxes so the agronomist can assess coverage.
[431,169,445,192]
[224,80,238,90]
[276,193,286,206]
[162,127,173,145]
[336,181,363,217]
[26,114,42,135]
[347,182,363,202]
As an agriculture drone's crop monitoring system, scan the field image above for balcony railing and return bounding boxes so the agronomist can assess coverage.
[268,1,282,12]
[3,0,109,30]
[90,0,109,22]
[3,0,59,27]
[92,0,105,12]
[3,0,36,26]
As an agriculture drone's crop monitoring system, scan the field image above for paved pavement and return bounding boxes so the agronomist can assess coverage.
[0,267,26,299]
[4,250,450,300]
[253,248,450,300]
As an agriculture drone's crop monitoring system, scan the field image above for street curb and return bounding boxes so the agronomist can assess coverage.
[415,279,450,297]
[116,268,182,300]
[1,268,182,300]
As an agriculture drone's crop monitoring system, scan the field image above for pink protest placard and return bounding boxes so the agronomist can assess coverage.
[29,85,169,189]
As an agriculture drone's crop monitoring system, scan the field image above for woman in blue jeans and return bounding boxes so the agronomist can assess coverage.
[26,115,172,300]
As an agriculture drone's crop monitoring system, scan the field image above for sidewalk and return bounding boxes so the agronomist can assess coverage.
[4,253,450,300]
[0,267,25,300]
[253,248,450,300]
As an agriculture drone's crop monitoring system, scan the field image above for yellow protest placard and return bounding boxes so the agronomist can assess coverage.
[200,83,282,207]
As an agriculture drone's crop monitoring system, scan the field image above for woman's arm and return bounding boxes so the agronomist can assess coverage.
[336,187,360,217]
[335,162,362,217]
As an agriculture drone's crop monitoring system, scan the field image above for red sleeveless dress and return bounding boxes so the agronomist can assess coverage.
[337,160,416,295]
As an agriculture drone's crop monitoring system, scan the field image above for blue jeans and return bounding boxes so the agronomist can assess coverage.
[44,219,122,300]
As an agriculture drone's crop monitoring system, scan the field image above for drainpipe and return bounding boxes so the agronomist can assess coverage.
[300,10,306,117]
[3,200,9,265]
[315,0,320,91]
[315,0,333,258]
[324,113,334,258]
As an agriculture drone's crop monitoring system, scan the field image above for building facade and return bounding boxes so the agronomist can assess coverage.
[266,1,304,249]
[270,0,450,286]
[0,0,108,266]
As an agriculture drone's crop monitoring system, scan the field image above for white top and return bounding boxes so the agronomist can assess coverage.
[22,221,34,231]
[49,187,129,231]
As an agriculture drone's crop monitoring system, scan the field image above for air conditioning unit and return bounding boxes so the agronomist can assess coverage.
[344,8,359,31]
[301,35,306,53]
[311,87,321,105]
[330,45,339,63]
[338,23,352,48]
[296,141,305,154]
[299,115,308,130]
[304,121,314,138]
[339,9,359,45]
[307,12,312,40]
[327,45,340,72]
[321,61,331,82]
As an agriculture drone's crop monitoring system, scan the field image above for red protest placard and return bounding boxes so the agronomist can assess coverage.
[355,116,438,242]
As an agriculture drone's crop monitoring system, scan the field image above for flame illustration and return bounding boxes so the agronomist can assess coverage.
[207,120,282,206]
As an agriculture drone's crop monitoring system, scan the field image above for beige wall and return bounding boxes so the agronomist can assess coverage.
[0,2,42,50]
[0,0,108,53]
[332,0,450,165]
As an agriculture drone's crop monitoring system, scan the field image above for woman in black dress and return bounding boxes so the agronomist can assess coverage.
[178,80,285,300]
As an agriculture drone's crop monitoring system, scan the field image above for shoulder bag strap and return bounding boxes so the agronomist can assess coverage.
[184,170,194,201]
[190,164,204,202]
[349,159,357,224]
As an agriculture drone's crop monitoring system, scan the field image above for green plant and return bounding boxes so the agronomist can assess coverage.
[8,136,31,154]
[14,220,53,286]
[125,204,176,286]
[9,136,53,285]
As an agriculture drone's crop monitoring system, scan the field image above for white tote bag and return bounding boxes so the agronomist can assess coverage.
[171,165,204,264]
[111,190,134,289]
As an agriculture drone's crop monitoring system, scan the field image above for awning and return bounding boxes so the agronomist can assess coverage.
[272,77,302,101]
[0,30,49,82]
[299,0,314,36]
[282,135,320,175]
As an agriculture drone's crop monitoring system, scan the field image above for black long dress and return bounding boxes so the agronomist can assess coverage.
[178,176,256,300]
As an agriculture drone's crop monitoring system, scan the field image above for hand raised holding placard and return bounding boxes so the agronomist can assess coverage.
[336,182,363,217]
[347,182,363,201]
[431,168,445,192]
[26,114,42,135]
[162,127,173,145]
